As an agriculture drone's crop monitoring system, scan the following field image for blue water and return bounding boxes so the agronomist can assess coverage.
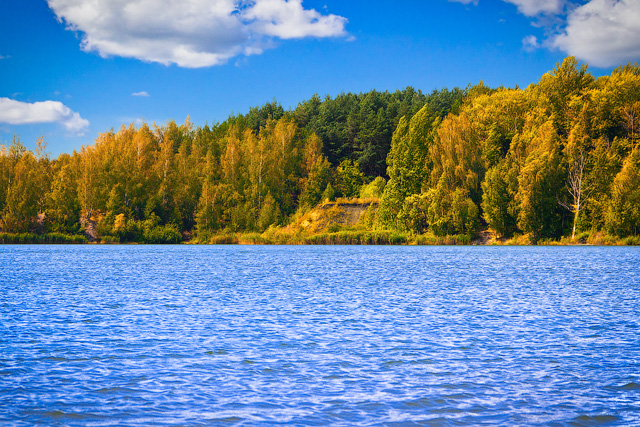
[1,245,639,426]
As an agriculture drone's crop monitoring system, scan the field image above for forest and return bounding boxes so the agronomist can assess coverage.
[1,57,639,244]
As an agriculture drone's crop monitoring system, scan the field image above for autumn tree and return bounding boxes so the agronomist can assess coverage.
[336,159,366,198]
[299,134,332,209]
[377,105,438,229]
[515,122,565,239]
[46,159,81,233]
[2,151,39,233]
[605,146,640,236]
[481,159,518,237]
[559,124,590,239]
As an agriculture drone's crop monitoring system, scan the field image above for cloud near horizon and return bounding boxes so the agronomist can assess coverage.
[449,0,563,14]
[132,91,150,97]
[503,0,564,16]
[0,98,90,136]
[47,0,348,68]
[552,0,640,68]
[451,0,640,68]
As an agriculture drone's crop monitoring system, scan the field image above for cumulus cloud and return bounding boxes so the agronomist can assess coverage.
[522,35,540,51]
[450,0,640,67]
[553,0,640,67]
[245,0,347,39]
[47,0,348,68]
[503,0,565,16]
[0,98,90,135]
[132,91,150,97]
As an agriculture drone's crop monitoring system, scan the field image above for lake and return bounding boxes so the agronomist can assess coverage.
[1,245,639,426]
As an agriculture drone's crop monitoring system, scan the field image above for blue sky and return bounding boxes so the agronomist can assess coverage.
[1,0,639,155]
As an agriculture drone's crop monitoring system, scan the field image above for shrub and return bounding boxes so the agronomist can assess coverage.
[209,233,239,244]
[623,236,640,246]
[238,233,268,244]
[414,234,472,245]
[587,232,621,246]
[360,177,386,198]
[143,225,182,244]
[100,235,120,244]
[575,231,590,243]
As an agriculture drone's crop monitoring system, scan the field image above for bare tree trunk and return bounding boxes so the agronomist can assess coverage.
[560,148,588,240]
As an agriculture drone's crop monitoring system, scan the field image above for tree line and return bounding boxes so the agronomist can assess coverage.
[1,57,639,243]
[378,58,640,241]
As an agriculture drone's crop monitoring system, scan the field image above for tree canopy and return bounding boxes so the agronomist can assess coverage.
[1,58,639,243]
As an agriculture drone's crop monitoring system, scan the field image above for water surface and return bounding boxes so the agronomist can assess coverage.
[1,245,639,426]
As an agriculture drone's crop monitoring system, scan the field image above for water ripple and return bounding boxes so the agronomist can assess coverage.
[1,245,639,425]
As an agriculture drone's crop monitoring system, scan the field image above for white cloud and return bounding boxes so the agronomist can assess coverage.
[132,91,150,97]
[553,0,640,67]
[245,0,347,39]
[0,98,90,136]
[448,0,479,5]
[522,35,540,51]
[449,0,562,14]
[503,0,565,16]
[450,0,640,67]
[47,0,348,68]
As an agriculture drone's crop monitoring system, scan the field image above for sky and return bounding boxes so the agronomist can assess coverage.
[1,0,639,156]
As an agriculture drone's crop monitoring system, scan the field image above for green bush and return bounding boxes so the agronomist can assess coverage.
[143,225,182,244]
[209,233,239,244]
[623,236,640,246]
[575,231,590,243]
[327,223,342,233]
[360,176,386,198]
[238,233,269,244]
[99,235,120,244]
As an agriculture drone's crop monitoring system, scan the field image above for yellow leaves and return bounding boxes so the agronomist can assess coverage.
[431,112,483,197]
[621,101,640,139]
[605,146,640,235]
[464,87,528,138]
[272,117,297,148]
[221,124,242,185]
[113,213,126,232]
[580,64,640,139]
[303,133,323,173]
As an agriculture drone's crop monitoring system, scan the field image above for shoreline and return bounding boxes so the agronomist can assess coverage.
[1,230,638,246]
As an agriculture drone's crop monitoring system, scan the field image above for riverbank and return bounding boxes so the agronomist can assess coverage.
[191,229,640,246]
[1,228,638,246]
[1,229,639,246]
[0,232,88,244]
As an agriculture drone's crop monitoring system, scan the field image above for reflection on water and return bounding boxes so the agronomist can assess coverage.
[1,245,639,425]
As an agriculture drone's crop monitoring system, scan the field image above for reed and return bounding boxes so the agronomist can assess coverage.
[0,232,88,244]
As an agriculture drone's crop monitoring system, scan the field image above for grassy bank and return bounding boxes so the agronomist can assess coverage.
[0,232,88,244]
[193,229,410,245]
[195,230,481,245]
[490,231,640,246]
[192,229,639,246]
[1,229,638,246]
